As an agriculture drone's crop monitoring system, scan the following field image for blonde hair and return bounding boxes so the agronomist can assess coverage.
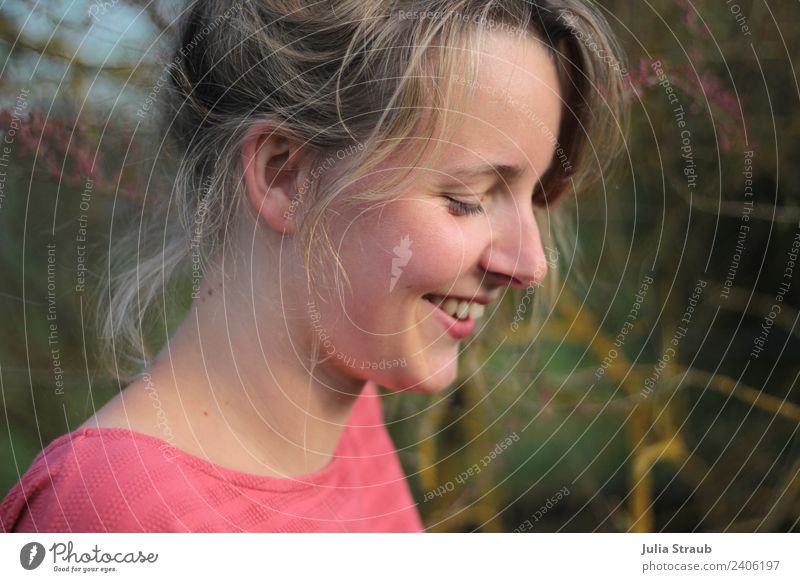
[97,0,627,383]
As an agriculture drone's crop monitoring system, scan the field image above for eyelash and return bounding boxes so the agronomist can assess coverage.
[444,195,484,217]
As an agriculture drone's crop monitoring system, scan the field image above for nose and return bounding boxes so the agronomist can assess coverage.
[478,203,549,291]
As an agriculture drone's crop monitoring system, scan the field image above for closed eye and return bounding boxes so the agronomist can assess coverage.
[444,195,484,217]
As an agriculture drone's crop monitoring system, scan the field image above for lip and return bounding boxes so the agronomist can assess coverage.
[423,297,476,340]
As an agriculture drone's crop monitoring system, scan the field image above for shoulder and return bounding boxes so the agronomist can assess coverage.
[0,428,194,532]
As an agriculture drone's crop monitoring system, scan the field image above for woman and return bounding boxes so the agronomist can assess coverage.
[1,0,624,532]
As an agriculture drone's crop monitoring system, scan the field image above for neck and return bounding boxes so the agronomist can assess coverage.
[140,265,367,478]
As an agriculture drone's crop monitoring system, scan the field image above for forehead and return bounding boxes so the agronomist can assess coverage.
[424,31,563,183]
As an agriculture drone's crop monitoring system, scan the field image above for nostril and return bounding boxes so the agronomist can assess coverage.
[482,270,521,288]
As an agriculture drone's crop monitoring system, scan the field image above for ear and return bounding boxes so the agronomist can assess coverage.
[241,124,309,234]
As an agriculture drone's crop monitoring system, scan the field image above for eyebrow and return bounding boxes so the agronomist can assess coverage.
[436,162,526,183]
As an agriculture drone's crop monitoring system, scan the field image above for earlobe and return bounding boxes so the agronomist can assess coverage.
[242,124,306,234]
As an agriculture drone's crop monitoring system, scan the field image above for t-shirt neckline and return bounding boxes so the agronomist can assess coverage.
[54,381,378,493]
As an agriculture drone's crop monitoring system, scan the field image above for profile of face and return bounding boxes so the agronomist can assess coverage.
[248,32,562,395]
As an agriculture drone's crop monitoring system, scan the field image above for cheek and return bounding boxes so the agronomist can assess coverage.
[335,198,479,297]
[402,215,482,293]
[308,198,478,389]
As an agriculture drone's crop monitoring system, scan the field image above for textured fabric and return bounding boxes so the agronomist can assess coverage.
[1,381,424,532]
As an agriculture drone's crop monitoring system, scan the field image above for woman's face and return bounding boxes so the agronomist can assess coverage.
[310,32,562,393]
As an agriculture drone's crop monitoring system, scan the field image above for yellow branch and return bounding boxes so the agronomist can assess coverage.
[629,438,688,532]
[680,367,800,424]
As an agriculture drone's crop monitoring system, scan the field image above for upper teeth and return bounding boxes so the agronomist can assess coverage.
[427,295,485,320]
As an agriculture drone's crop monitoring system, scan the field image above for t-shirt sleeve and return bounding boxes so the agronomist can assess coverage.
[1,430,190,533]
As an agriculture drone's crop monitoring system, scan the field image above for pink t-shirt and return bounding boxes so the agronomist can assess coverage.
[1,381,424,532]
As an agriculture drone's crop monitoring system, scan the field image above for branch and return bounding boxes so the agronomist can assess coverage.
[680,366,800,423]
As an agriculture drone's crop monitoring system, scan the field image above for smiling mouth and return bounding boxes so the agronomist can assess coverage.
[422,294,486,321]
